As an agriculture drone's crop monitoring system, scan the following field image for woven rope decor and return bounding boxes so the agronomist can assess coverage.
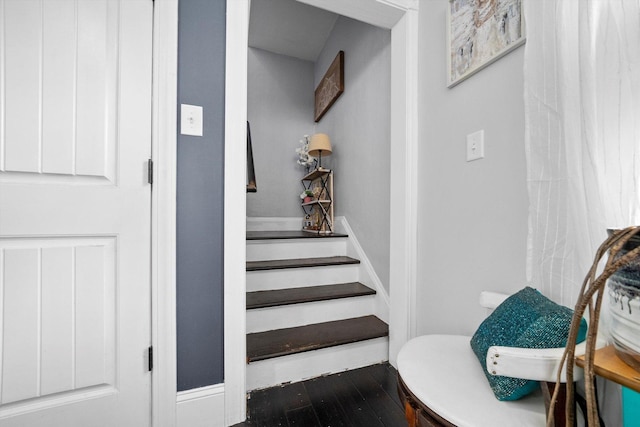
[548,226,640,427]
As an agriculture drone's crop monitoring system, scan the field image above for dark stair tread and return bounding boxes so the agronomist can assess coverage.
[247,230,348,240]
[247,256,360,272]
[247,282,376,309]
[247,315,389,363]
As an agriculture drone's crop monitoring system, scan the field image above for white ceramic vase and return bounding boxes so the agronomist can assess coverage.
[608,231,640,372]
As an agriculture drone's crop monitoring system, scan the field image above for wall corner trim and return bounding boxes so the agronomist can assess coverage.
[388,8,419,368]
[152,0,179,426]
[224,0,249,425]
[377,0,418,12]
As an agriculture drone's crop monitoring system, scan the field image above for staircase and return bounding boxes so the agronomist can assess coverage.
[246,227,389,391]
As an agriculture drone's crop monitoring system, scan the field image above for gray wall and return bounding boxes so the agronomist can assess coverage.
[415,0,529,335]
[314,17,391,290]
[176,0,225,391]
[247,48,315,217]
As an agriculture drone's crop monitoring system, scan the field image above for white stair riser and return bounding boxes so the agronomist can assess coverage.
[247,239,347,261]
[247,296,376,333]
[246,337,389,391]
[246,264,360,291]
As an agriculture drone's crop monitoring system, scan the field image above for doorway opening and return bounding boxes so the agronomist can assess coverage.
[224,0,419,424]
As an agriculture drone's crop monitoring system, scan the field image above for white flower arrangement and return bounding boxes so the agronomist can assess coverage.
[295,135,315,169]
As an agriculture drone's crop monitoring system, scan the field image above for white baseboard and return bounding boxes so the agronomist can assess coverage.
[177,384,226,427]
[337,216,390,323]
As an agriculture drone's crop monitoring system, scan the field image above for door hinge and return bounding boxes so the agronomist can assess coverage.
[148,346,153,372]
[147,159,154,185]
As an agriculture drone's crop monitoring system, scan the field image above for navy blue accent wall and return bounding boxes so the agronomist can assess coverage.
[176,0,226,391]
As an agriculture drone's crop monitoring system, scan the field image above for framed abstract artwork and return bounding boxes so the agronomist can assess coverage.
[314,51,344,122]
[447,0,525,87]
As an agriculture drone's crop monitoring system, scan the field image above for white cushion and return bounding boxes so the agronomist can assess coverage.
[397,335,546,427]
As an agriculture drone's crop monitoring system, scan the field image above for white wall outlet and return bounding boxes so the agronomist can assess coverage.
[181,104,203,136]
[466,130,485,161]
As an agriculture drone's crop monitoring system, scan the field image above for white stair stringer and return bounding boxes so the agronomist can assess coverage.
[336,217,390,324]
[247,238,347,262]
[246,337,389,391]
[246,294,376,333]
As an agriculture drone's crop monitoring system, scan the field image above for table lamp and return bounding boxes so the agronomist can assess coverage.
[308,133,332,169]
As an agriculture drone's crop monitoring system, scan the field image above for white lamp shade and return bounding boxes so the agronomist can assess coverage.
[308,133,332,157]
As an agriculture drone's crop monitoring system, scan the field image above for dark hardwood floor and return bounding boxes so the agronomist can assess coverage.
[232,363,407,427]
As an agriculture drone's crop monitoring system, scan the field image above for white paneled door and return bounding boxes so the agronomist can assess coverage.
[0,0,153,425]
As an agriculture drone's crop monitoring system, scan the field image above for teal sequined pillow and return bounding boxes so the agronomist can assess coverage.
[470,287,587,401]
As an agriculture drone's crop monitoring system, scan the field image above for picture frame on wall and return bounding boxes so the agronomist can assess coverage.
[447,0,525,88]
[314,51,344,122]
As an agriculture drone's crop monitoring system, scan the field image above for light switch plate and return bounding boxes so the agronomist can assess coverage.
[466,130,484,161]
[181,104,203,137]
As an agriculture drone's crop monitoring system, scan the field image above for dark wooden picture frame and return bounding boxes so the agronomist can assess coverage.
[314,51,344,122]
[246,121,257,193]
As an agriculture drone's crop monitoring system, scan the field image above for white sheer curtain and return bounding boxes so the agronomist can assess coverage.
[524,0,640,307]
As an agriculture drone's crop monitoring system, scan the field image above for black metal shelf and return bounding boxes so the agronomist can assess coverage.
[301,168,333,234]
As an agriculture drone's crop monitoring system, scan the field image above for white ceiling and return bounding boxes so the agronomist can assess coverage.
[248,0,339,62]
